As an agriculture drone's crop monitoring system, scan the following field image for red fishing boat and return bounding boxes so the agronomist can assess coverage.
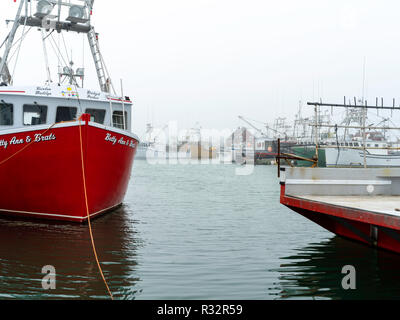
[0,1,138,222]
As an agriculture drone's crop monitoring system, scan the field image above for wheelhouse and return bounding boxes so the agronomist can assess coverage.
[0,86,133,132]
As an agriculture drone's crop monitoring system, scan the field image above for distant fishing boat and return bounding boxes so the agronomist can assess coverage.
[324,139,400,168]
[135,142,150,160]
[0,0,139,222]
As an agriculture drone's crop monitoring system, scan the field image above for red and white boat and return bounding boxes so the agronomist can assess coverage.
[280,166,400,254]
[0,1,138,222]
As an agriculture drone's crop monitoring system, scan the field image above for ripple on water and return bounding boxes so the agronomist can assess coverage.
[1,161,400,299]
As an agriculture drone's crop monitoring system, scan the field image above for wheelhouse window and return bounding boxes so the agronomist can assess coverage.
[0,101,13,126]
[23,104,48,126]
[86,109,106,124]
[112,111,128,130]
[56,107,77,123]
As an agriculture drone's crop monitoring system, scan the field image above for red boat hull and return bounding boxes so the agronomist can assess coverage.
[280,184,400,254]
[0,118,138,222]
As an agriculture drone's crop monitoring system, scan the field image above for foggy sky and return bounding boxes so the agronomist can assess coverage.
[1,0,400,138]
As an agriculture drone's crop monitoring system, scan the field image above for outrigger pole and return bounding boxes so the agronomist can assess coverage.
[0,0,25,85]
[307,97,400,111]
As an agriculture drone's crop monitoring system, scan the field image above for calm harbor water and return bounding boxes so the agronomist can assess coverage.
[1,160,400,300]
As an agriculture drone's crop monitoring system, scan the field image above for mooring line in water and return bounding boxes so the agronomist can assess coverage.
[78,117,114,300]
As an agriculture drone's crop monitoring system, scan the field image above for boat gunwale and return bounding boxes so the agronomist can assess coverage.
[0,119,140,142]
[282,191,400,231]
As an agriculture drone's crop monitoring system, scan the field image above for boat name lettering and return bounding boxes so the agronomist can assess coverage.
[87,90,100,99]
[35,87,52,96]
[105,133,117,145]
[34,133,56,143]
[0,134,56,150]
[105,133,136,149]
[9,137,24,146]
[0,139,8,149]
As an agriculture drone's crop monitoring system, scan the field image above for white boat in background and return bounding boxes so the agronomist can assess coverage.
[305,100,400,168]
[135,142,150,160]
[324,138,400,168]
[134,142,167,161]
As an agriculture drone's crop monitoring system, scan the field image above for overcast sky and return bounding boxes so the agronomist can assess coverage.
[1,0,400,138]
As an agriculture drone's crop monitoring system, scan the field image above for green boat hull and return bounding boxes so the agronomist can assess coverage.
[291,146,326,168]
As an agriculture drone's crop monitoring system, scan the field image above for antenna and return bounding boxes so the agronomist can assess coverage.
[362,57,367,102]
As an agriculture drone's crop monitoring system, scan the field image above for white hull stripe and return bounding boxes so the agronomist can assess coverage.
[0,204,122,220]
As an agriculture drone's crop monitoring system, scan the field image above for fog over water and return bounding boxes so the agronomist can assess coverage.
[1,1,400,137]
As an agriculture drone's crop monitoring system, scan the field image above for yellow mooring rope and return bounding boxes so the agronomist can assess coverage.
[0,119,113,299]
[78,117,114,300]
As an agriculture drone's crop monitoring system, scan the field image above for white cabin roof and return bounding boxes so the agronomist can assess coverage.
[0,85,132,105]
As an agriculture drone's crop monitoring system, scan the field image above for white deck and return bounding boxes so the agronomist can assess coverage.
[295,195,400,218]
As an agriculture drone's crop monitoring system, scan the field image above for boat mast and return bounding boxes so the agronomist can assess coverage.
[362,101,367,168]
[0,0,115,94]
[0,0,26,85]
[308,99,400,161]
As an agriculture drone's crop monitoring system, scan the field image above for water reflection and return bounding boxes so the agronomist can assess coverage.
[273,237,400,300]
[0,206,142,300]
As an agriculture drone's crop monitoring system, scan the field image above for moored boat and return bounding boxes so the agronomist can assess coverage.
[0,1,139,222]
[279,166,400,254]
[324,140,400,168]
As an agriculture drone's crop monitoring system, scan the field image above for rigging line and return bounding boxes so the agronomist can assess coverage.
[42,29,55,42]
[10,13,28,84]
[0,34,9,51]
[49,34,68,67]
[48,33,69,71]
[72,82,83,114]
[82,34,85,88]
[41,29,52,84]
[78,117,114,300]
[7,27,32,64]
[57,32,61,83]
[61,32,70,64]
[47,37,69,83]
[48,35,81,88]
